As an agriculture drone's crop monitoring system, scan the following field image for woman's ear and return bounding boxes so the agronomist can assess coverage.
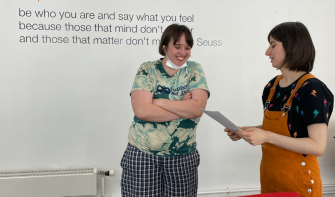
[163,45,166,54]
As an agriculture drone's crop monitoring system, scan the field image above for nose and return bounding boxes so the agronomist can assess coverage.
[265,46,271,56]
[180,48,186,55]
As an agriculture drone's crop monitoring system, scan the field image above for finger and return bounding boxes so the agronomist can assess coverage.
[230,136,241,141]
[182,93,192,100]
[248,141,258,146]
[236,130,245,136]
[228,132,241,139]
[243,128,254,132]
[182,97,191,101]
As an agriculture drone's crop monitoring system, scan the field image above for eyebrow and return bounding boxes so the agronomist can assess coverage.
[174,43,190,46]
[270,41,276,45]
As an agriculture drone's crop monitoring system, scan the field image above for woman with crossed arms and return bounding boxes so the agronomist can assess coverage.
[121,24,209,197]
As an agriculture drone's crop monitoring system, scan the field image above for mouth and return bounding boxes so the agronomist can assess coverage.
[177,57,184,61]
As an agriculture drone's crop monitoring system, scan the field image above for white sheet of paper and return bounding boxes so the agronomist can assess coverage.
[200,109,242,134]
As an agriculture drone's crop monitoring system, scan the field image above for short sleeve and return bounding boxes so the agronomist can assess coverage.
[130,63,154,95]
[298,80,333,126]
[188,63,210,96]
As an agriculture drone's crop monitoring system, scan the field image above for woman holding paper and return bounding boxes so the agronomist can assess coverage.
[120,24,209,197]
[225,22,333,197]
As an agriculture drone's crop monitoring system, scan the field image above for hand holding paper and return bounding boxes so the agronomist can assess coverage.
[200,109,243,134]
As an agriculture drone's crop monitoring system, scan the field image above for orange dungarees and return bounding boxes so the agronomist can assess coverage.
[261,74,322,197]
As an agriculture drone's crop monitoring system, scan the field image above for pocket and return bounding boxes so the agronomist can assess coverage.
[177,149,200,170]
[297,166,314,196]
[120,145,130,169]
[195,149,200,167]
[189,149,200,169]
[263,115,282,135]
[262,115,287,158]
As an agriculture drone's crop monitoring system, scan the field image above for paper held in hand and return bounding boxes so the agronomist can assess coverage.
[200,109,243,134]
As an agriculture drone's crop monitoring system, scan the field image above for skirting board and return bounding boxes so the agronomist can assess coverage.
[106,184,335,197]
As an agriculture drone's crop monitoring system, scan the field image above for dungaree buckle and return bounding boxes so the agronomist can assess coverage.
[282,105,291,117]
[264,101,271,111]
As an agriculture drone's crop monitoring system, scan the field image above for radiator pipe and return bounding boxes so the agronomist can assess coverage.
[102,175,105,197]
[99,170,115,197]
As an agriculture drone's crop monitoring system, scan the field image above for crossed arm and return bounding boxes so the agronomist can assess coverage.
[131,89,208,122]
[224,124,327,156]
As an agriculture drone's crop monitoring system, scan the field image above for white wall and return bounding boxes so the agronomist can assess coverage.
[0,0,334,196]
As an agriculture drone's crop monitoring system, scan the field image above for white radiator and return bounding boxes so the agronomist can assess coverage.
[0,168,97,197]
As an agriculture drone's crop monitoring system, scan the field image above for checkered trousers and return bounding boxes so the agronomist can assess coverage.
[121,143,200,197]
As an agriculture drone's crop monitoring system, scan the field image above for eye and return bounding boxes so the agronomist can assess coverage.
[174,45,181,49]
[185,47,191,50]
[272,45,275,48]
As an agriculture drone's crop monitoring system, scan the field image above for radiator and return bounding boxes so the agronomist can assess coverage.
[0,168,97,197]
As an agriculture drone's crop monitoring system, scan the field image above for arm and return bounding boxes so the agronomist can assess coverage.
[131,90,181,122]
[152,89,208,119]
[241,125,263,129]
[237,123,327,156]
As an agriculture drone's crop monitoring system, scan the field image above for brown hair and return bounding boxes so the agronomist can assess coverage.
[268,22,315,72]
[159,24,193,56]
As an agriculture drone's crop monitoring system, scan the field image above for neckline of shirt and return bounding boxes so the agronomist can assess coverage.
[276,72,310,90]
[157,58,187,78]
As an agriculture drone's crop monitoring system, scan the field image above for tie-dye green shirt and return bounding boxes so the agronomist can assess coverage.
[128,59,210,156]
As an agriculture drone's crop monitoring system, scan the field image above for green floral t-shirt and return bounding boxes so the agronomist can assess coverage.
[128,59,210,156]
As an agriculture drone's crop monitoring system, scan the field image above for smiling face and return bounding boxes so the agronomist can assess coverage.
[165,33,191,66]
[265,36,286,69]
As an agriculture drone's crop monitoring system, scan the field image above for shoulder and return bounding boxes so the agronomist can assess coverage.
[297,77,334,102]
[186,60,200,66]
[185,61,205,74]
[136,59,161,74]
[140,59,160,69]
[186,61,202,69]
[264,75,279,89]
[298,78,332,94]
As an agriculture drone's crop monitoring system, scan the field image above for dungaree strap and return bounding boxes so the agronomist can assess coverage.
[264,75,283,110]
[283,73,316,109]
[264,74,316,113]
